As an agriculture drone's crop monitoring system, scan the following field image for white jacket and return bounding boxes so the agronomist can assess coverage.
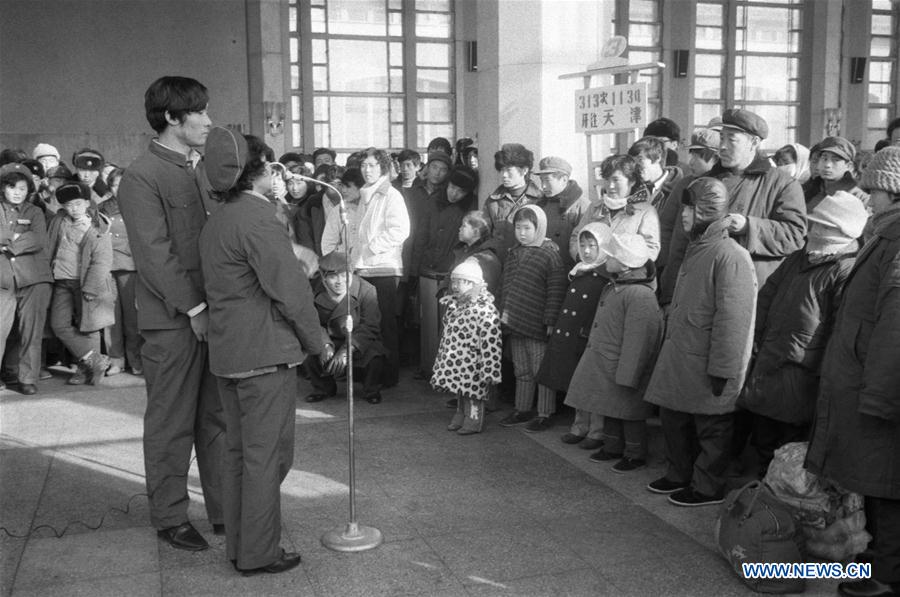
[354,177,410,276]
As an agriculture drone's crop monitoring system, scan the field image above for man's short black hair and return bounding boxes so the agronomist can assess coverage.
[886,117,900,140]
[144,76,209,133]
[397,149,422,165]
[312,147,337,161]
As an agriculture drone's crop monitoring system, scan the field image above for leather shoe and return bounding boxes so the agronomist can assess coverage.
[238,550,302,576]
[157,522,209,551]
[838,579,900,597]
[19,384,37,396]
[212,523,225,536]
[305,392,333,403]
[365,392,382,404]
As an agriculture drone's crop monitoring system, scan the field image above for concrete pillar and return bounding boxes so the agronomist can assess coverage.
[473,0,608,202]
[246,0,291,156]
[801,0,843,145]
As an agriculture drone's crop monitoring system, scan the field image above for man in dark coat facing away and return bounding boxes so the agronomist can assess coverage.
[200,128,326,576]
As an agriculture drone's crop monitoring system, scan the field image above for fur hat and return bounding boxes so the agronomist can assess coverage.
[204,127,248,192]
[450,258,484,284]
[46,164,73,181]
[56,181,92,204]
[494,143,534,171]
[807,191,869,239]
[32,143,60,161]
[644,117,681,142]
[72,149,104,171]
[21,159,44,179]
[602,232,650,268]
[859,146,900,195]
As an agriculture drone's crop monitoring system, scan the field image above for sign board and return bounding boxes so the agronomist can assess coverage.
[575,82,648,134]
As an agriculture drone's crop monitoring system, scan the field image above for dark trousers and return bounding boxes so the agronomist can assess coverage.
[862,496,900,584]
[362,275,400,387]
[0,280,51,385]
[218,367,295,569]
[660,407,734,497]
[104,271,143,371]
[305,352,384,398]
[49,280,99,358]
[141,327,225,529]
[751,413,809,476]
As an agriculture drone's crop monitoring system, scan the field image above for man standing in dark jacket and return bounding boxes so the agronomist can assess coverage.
[533,156,590,271]
[118,76,225,552]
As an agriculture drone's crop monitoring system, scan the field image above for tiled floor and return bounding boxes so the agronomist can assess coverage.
[0,369,839,596]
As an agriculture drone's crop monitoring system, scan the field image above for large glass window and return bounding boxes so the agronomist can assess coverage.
[867,0,897,148]
[692,0,802,149]
[616,0,662,123]
[290,0,454,154]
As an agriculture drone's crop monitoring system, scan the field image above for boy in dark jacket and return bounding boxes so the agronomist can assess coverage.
[533,156,591,271]
[498,205,566,432]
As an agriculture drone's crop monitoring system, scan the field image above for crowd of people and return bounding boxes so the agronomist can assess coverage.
[2,74,900,593]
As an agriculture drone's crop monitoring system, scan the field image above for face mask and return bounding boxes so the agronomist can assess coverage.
[603,195,628,210]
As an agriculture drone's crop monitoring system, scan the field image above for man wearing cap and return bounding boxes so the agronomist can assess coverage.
[32,143,61,172]
[533,156,591,271]
[644,116,689,171]
[200,129,322,575]
[806,146,900,597]
[663,108,806,301]
[804,136,869,213]
[0,163,53,395]
[118,75,225,552]
[305,251,386,404]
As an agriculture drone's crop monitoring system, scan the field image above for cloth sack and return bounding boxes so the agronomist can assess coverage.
[714,480,806,594]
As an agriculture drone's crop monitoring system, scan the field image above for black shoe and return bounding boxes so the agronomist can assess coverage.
[445,398,458,409]
[157,522,209,551]
[19,384,37,396]
[212,523,225,536]
[589,448,623,463]
[611,457,646,473]
[365,392,382,404]
[646,476,689,495]
[668,487,724,507]
[560,433,586,445]
[523,416,553,433]
[498,411,533,427]
[305,393,333,403]
[838,579,900,597]
[238,550,302,577]
[579,438,604,450]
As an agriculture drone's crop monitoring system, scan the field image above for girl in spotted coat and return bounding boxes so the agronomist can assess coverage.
[431,259,502,435]
[536,222,612,450]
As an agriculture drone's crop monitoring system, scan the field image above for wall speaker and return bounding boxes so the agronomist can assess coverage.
[674,50,689,78]
[466,41,477,72]
[850,57,867,84]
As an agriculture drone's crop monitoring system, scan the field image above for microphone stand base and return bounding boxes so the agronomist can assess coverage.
[321,522,383,552]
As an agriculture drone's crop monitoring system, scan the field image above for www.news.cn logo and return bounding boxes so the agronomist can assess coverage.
[742,562,871,580]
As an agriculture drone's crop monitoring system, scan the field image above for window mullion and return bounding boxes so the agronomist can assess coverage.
[298,0,316,149]
[724,0,737,107]
[402,0,417,150]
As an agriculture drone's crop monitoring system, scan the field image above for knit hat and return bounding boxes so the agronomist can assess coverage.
[426,151,452,169]
[203,127,248,192]
[32,143,60,161]
[319,251,350,274]
[602,232,650,268]
[722,108,768,140]
[448,165,478,192]
[450,258,484,284]
[55,181,92,204]
[817,136,856,163]
[533,156,572,176]
[859,146,900,195]
[807,191,869,239]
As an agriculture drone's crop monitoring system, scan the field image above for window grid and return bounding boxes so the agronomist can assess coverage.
[290,0,454,155]
[614,0,662,123]
[867,1,897,148]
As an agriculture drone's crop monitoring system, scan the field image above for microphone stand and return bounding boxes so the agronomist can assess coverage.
[289,172,383,552]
